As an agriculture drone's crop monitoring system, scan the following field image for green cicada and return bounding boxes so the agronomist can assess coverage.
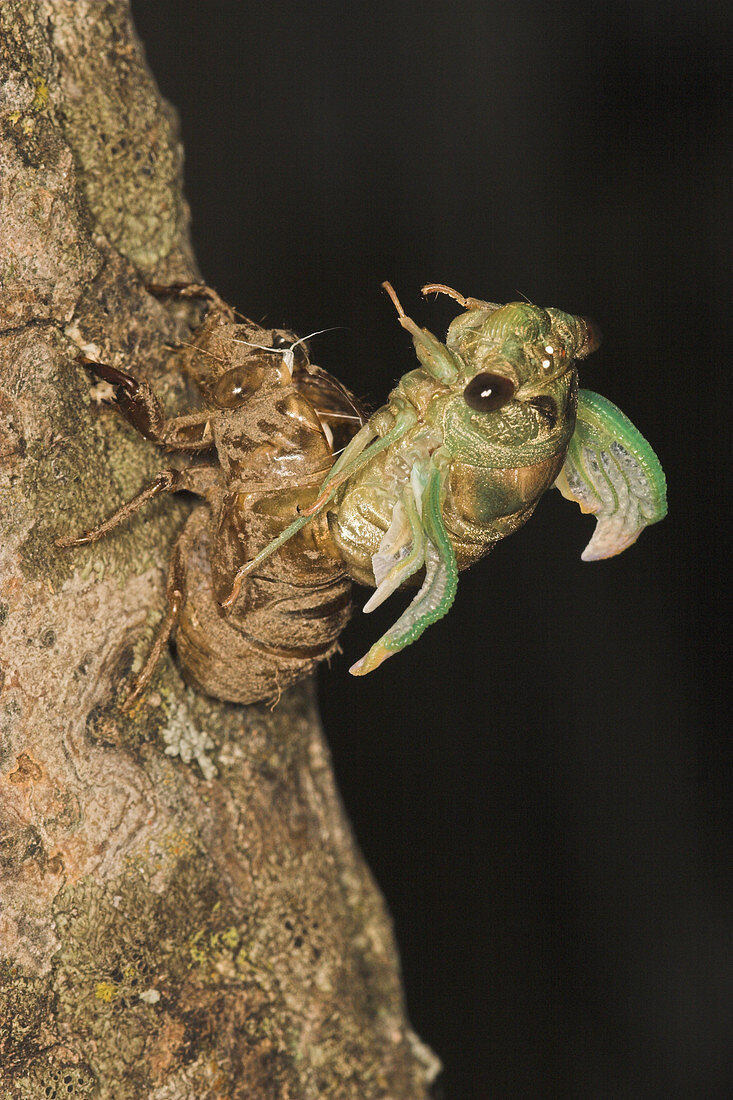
[236,282,667,677]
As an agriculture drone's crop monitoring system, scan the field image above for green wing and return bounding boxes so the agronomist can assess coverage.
[555,389,667,561]
[350,460,458,675]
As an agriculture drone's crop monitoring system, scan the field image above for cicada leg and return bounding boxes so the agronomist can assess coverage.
[76,357,215,451]
[382,281,462,385]
[420,283,501,312]
[350,459,458,675]
[55,465,220,548]
[121,539,187,712]
[146,281,232,313]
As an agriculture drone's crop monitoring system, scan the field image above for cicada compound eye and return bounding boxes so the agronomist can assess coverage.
[578,316,602,357]
[463,371,516,412]
[211,363,266,408]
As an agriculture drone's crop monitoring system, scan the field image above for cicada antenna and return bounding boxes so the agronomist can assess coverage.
[232,327,343,376]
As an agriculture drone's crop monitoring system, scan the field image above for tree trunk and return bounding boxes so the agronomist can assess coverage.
[0,3,437,1096]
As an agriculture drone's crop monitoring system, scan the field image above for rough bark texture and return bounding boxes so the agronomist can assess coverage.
[0,4,437,1097]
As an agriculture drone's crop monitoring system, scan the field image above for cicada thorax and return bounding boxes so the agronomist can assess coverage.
[326,336,581,585]
[172,314,365,704]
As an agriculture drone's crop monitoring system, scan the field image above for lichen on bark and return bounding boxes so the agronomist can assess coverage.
[0,3,437,1096]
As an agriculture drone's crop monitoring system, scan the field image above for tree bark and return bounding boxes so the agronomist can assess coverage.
[0,4,437,1096]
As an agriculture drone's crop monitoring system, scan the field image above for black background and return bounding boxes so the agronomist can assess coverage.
[131,3,730,1096]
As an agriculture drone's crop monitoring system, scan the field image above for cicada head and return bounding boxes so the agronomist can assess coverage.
[441,300,601,470]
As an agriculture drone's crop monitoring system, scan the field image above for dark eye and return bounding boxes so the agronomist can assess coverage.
[463,372,515,412]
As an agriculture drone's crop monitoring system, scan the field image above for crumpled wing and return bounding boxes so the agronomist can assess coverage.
[350,460,458,675]
[555,389,667,561]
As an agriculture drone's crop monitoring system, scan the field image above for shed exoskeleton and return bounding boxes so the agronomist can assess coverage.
[57,286,366,705]
[58,282,666,704]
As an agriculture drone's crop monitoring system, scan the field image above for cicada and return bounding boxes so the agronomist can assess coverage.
[58,282,667,704]
[238,281,667,676]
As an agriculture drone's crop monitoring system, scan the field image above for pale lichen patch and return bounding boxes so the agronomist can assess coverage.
[160,700,217,780]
